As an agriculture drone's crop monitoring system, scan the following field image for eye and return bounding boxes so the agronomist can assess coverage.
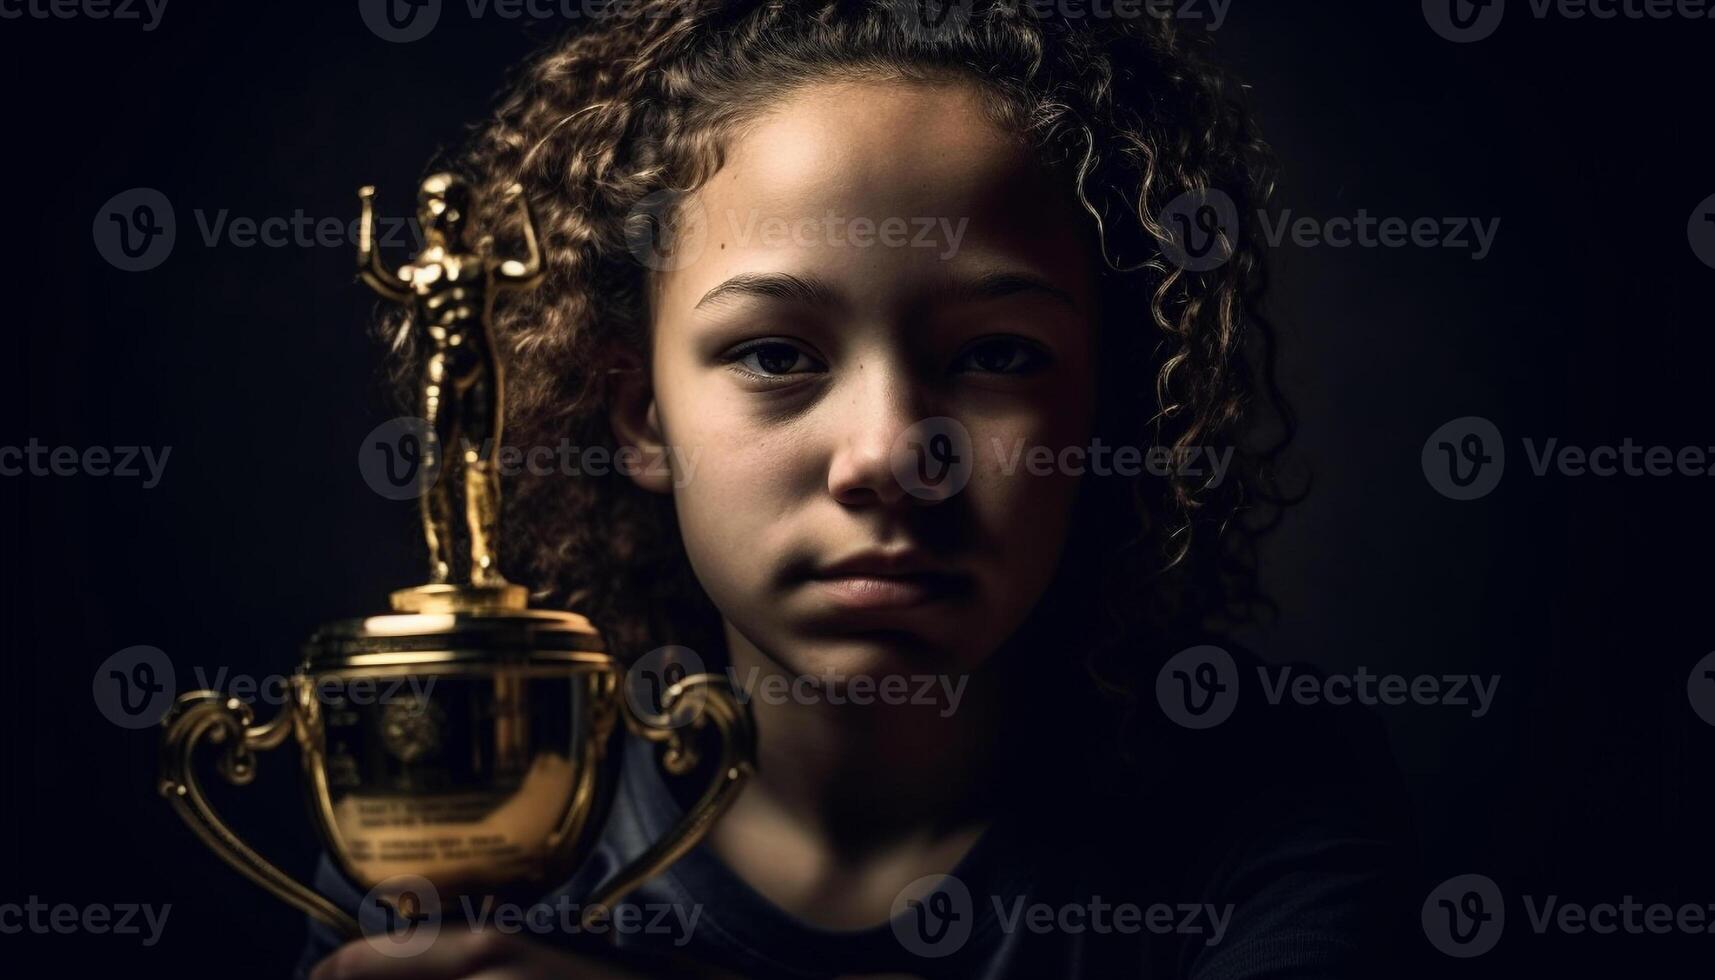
[953,336,1050,375]
[723,340,825,379]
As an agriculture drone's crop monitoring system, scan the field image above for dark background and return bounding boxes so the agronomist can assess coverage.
[2,2,1711,976]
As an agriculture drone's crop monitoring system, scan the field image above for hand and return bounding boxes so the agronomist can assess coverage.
[310,931,647,980]
[309,930,750,980]
[358,185,377,200]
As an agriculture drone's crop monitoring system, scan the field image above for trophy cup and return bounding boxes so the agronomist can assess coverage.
[157,174,754,938]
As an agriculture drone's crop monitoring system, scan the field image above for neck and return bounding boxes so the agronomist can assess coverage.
[717,623,1007,856]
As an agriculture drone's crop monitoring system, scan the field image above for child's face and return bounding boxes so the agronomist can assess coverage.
[616,79,1098,677]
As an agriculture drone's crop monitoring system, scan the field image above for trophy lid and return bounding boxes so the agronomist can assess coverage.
[303,586,607,669]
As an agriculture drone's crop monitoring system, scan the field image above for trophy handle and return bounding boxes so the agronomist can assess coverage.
[583,673,756,929]
[157,691,360,939]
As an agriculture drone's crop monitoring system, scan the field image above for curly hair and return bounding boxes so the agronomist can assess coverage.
[384,0,1292,708]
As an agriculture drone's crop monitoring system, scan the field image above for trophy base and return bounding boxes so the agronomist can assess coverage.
[390,583,529,613]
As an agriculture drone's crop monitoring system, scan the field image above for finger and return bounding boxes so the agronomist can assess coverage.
[309,931,520,980]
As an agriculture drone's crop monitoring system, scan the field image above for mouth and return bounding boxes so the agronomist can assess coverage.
[807,573,970,610]
[803,550,971,612]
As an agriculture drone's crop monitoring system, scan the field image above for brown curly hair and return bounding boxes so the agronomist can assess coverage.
[385,0,1291,705]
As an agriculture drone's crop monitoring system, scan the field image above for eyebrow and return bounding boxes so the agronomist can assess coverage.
[693,270,1078,312]
[695,273,844,311]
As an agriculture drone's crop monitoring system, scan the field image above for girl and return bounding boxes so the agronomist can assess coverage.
[307,2,1408,976]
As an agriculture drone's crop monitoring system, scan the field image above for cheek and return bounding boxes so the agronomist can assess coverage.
[962,415,1088,594]
[656,384,812,604]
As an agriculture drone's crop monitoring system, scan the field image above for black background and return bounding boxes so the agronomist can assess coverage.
[2,2,1711,976]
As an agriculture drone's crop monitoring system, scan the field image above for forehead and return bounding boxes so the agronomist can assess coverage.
[720,80,1056,236]
[655,78,1093,319]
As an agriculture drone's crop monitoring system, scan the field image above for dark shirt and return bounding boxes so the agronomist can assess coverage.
[297,647,1413,978]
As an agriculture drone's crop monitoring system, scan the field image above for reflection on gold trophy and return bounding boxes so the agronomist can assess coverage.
[158,174,754,938]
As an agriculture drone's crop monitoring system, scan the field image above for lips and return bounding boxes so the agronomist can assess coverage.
[805,551,970,611]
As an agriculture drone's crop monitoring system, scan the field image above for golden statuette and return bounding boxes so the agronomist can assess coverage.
[157,174,755,939]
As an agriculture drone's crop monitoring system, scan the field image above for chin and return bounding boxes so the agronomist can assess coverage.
[776,625,992,679]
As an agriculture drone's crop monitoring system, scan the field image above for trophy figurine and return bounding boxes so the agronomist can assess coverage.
[158,174,754,939]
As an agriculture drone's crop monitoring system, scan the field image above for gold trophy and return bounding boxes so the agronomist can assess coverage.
[157,174,754,938]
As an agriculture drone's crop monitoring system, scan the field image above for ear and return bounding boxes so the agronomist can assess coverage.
[606,347,675,495]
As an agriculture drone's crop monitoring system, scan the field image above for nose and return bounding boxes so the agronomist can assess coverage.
[825,357,928,509]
